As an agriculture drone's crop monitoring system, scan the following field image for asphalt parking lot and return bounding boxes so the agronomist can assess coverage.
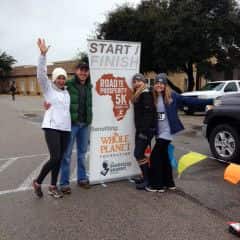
[0,95,239,240]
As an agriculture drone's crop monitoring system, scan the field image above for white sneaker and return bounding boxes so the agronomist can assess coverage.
[48,186,63,199]
[145,186,165,193]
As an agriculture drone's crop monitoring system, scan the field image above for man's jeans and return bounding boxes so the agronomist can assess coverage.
[60,123,90,187]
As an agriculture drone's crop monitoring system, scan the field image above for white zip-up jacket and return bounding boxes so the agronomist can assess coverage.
[37,55,71,132]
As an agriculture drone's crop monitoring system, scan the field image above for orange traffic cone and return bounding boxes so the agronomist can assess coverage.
[224,163,240,185]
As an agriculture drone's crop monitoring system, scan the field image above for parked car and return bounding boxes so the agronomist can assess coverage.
[181,80,240,115]
[203,93,240,163]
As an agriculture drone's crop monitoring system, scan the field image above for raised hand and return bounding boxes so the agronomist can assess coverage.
[37,38,50,55]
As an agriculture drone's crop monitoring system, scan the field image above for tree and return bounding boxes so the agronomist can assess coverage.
[74,50,89,64]
[97,2,183,91]
[97,3,164,72]
[161,0,240,89]
[0,51,16,76]
[97,0,240,91]
[0,51,16,93]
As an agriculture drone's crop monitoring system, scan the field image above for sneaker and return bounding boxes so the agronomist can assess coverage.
[145,186,159,192]
[60,186,72,195]
[228,222,240,237]
[48,186,63,199]
[32,180,43,198]
[167,185,177,191]
[158,188,166,193]
[78,180,91,189]
[131,177,144,184]
[136,181,148,190]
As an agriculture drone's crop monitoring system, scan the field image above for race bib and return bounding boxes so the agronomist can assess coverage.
[157,112,165,121]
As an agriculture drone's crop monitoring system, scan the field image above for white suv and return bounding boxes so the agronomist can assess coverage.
[181,80,240,114]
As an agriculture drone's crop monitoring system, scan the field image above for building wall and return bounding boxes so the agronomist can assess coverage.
[10,74,75,95]
[13,77,40,95]
[11,71,203,95]
[233,68,240,80]
[145,71,206,92]
[145,71,188,91]
[9,60,214,95]
[210,68,240,82]
[6,56,240,96]
[9,60,76,95]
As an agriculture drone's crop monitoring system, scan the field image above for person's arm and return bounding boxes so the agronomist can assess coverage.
[37,55,50,93]
[36,38,51,94]
[174,92,213,108]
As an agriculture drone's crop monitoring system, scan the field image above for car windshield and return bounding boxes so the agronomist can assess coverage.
[200,82,225,91]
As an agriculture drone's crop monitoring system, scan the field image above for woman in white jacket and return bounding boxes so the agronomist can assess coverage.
[32,38,71,198]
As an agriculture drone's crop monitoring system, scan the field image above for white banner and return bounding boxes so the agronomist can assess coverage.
[87,39,141,184]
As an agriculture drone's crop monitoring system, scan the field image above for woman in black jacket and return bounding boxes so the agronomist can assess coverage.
[132,73,156,190]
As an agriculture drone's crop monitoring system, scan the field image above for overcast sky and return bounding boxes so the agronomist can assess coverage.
[0,0,140,66]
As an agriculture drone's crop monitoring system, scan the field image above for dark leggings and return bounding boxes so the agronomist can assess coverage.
[149,138,175,188]
[11,93,15,101]
[134,132,150,161]
[36,129,70,186]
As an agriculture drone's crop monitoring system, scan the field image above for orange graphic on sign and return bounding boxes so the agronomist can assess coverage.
[96,74,132,121]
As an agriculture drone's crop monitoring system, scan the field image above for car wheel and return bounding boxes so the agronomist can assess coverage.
[209,124,240,163]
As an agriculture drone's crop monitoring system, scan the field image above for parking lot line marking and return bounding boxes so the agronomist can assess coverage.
[18,157,48,190]
[0,184,47,196]
[0,158,18,173]
[174,146,225,163]
[0,179,80,197]
[0,188,29,196]
[0,150,77,162]
[0,153,48,162]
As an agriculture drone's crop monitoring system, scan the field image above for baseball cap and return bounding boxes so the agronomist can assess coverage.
[132,73,147,83]
[76,62,89,70]
[155,73,168,85]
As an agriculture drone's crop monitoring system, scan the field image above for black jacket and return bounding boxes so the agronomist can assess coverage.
[10,85,16,93]
[133,90,156,135]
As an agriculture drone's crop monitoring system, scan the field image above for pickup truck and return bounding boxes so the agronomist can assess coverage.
[203,93,240,163]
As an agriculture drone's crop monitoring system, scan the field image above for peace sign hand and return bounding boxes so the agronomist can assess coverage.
[37,38,50,55]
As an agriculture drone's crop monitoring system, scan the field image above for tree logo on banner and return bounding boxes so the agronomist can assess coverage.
[96,74,132,121]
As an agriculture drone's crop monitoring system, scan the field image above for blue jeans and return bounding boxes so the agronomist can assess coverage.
[60,123,90,187]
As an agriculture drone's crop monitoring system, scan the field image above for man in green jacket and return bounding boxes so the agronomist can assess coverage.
[60,63,92,193]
